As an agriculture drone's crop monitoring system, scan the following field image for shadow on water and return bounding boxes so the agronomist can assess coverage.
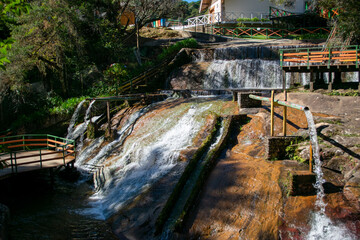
[0,169,117,240]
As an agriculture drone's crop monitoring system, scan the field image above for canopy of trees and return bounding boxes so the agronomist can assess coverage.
[0,0,178,131]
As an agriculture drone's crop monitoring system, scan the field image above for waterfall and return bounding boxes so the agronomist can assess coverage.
[66,100,86,140]
[77,100,96,150]
[79,102,214,220]
[76,106,152,171]
[204,59,286,89]
[304,110,355,240]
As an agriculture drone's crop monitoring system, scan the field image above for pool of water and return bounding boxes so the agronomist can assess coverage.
[0,169,117,240]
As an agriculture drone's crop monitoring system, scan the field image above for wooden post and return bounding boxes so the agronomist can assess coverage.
[282,70,286,91]
[309,143,313,173]
[310,70,314,92]
[107,101,111,137]
[328,71,332,91]
[358,71,360,93]
[271,90,275,137]
[283,90,287,137]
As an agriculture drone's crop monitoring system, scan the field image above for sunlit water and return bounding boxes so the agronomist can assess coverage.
[304,110,355,240]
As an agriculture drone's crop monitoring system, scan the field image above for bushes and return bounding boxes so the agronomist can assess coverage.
[158,38,198,61]
[49,96,87,115]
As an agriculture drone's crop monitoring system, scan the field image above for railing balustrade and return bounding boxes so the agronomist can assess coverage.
[0,134,76,175]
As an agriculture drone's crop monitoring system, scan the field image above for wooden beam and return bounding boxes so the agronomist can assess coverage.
[107,101,111,137]
[271,90,275,137]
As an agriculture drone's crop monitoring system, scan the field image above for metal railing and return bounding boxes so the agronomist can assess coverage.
[0,134,75,175]
[213,26,330,39]
[280,45,360,69]
[186,12,269,27]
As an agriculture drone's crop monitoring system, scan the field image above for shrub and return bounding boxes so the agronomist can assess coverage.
[158,38,199,61]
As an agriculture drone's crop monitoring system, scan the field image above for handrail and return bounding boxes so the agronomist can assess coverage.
[213,26,330,39]
[280,45,360,68]
[0,134,76,176]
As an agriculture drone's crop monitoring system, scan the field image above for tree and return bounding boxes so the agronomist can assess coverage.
[0,0,29,69]
[317,0,360,43]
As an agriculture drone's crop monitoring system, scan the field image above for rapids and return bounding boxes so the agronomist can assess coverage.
[76,97,237,220]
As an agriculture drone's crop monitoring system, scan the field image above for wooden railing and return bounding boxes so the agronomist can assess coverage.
[213,26,330,39]
[0,134,75,175]
[114,59,170,94]
[269,6,295,18]
[280,45,360,69]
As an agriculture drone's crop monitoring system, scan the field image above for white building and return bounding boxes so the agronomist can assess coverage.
[185,0,309,26]
[200,0,307,17]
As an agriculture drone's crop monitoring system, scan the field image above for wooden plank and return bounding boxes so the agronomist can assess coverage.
[8,143,48,149]
[0,138,48,145]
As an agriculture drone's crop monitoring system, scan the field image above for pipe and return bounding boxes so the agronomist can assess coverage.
[249,94,309,111]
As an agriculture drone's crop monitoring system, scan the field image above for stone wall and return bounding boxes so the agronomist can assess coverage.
[237,92,262,109]
[266,136,301,160]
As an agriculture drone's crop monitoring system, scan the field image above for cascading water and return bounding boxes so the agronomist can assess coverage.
[76,99,232,220]
[66,99,86,140]
[76,106,152,170]
[204,59,286,89]
[77,100,96,150]
[304,109,355,240]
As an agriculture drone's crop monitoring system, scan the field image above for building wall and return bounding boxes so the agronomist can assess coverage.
[210,0,306,15]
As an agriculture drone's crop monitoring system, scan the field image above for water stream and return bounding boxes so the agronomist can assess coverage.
[75,98,234,220]
[304,110,355,240]
[161,120,226,239]
[66,99,86,140]
[77,100,96,150]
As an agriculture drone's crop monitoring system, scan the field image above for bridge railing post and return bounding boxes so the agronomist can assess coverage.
[356,45,359,69]
[328,47,332,69]
[10,152,14,174]
[14,152,17,174]
[62,145,65,165]
[39,149,42,168]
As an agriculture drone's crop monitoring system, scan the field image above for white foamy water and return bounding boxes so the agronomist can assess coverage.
[204,59,287,89]
[305,110,355,239]
[77,106,152,171]
[77,100,96,150]
[80,103,213,220]
[66,99,86,140]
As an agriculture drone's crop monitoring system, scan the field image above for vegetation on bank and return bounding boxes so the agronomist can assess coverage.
[0,0,201,133]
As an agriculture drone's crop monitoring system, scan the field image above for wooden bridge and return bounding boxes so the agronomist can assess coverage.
[280,45,360,90]
[0,134,75,179]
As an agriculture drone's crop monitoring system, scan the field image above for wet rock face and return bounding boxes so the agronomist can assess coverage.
[0,203,10,240]
[168,62,210,89]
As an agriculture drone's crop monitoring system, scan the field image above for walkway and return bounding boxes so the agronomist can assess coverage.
[0,134,75,179]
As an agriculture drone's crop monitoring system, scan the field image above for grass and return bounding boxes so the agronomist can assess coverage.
[326,90,359,97]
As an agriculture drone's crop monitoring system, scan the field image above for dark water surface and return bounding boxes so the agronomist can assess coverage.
[0,169,117,240]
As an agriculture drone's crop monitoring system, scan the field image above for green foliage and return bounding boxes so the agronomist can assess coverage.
[326,90,359,97]
[236,17,268,23]
[173,1,204,20]
[317,0,360,43]
[49,96,87,115]
[296,33,329,40]
[158,38,198,61]
[285,140,306,163]
[104,63,129,83]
